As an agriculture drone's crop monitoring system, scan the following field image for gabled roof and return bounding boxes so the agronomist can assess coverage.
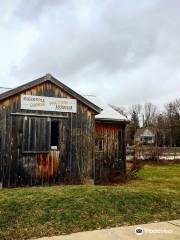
[143,128,155,137]
[84,95,129,123]
[134,128,155,139]
[0,74,101,114]
[134,129,144,139]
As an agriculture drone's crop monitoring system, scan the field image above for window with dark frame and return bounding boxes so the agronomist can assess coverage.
[51,121,59,149]
[22,117,60,152]
[95,138,104,152]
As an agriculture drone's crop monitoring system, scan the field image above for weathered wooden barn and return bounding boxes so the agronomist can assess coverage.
[0,74,128,187]
[85,96,128,184]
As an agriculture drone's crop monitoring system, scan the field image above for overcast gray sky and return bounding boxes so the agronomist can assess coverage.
[0,0,179,109]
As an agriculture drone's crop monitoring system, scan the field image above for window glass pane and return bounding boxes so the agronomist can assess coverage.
[51,121,59,147]
[95,138,104,152]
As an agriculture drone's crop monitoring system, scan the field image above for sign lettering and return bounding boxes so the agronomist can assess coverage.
[21,95,77,113]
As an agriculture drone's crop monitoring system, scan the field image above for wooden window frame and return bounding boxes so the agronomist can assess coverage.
[22,117,51,154]
[95,138,104,152]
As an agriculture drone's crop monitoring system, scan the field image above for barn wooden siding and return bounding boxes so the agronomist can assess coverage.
[0,82,96,187]
[95,122,126,184]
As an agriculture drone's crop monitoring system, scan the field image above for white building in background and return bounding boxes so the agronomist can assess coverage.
[134,128,156,145]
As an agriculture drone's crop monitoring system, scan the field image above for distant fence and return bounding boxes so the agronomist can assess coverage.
[126,146,180,161]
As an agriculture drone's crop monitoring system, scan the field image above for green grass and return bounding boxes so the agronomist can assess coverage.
[0,164,180,240]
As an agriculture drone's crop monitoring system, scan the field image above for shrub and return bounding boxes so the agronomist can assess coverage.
[127,159,144,180]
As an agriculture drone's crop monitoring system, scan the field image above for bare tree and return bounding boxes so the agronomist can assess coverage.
[165,98,180,146]
[142,102,158,127]
[128,104,142,126]
[110,98,180,147]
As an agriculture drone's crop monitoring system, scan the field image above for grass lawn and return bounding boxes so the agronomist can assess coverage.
[0,164,180,240]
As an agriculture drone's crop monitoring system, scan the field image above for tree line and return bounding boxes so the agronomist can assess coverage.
[111,98,180,147]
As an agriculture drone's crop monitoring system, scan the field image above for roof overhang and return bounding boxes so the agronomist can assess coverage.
[96,118,130,125]
[0,74,102,114]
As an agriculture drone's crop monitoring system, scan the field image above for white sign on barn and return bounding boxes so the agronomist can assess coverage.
[21,95,77,113]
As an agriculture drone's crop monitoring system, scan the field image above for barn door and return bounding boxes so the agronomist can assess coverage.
[22,117,61,184]
[35,119,61,183]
